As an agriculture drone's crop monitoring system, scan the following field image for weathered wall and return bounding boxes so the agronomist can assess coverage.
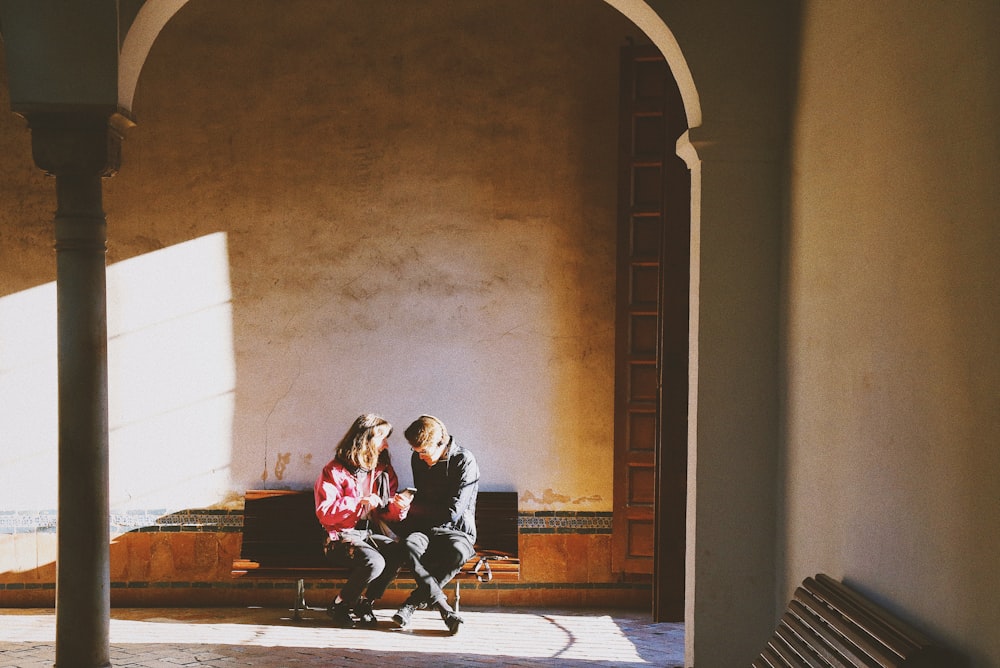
[111,0,639,510]
[783,2,1000,665]
[0,0,648,607]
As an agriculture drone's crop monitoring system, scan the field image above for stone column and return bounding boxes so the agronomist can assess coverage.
[26,111,129,668]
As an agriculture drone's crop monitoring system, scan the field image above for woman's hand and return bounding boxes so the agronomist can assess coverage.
[358,493,382,511]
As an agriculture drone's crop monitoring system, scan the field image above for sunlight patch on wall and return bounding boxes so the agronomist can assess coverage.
[0,282,58,511]
[0,233,235,515]
[107,232,235,513]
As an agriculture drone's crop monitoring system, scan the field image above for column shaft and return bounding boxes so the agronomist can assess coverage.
[26,110,126,668]
[53,172,111,668]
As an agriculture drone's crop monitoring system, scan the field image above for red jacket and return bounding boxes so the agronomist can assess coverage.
[314,458,405,540]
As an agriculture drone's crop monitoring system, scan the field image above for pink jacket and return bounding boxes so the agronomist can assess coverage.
[314,458,405,540]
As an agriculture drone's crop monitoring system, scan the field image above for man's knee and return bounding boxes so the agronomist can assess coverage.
[404,532,431,555]
[428,536,474,572]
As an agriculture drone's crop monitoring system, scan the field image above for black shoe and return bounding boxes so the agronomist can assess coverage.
[326,601,355,628]
[392,603,416,628]
[441,609,464,635]
[354,598,378,627]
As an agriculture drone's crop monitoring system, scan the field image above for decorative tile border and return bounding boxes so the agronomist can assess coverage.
[118,509,244,534]
[1,509,612,535]
[0,509,244,535]
[519,511,613,534]
[0,510,57,534]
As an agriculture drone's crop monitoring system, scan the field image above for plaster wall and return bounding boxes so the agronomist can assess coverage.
[0,0,644,515]
[784,2,1000,665]
[644,1,794,664]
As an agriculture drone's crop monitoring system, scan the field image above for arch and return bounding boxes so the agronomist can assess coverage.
[602,0,702,128]
[119,1,701,129]
[118,0,704,661]
[119,0,190,113]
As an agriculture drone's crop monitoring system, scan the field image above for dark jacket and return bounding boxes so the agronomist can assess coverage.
[401,437,479,543]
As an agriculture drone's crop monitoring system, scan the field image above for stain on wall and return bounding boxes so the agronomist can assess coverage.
[273,452,291,481]
[522,489,604,508]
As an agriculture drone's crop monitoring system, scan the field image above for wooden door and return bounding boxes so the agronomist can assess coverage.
[613,43,689,621]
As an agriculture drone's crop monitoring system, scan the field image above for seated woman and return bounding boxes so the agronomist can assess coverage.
[314,413,411,627]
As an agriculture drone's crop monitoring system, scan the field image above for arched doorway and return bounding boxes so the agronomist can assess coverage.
[122,0,702,626]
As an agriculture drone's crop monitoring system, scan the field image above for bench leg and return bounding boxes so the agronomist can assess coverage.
[454,580,460,614]
[294,578,306,620]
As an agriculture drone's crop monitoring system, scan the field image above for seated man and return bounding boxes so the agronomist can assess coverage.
[387,415,479,635]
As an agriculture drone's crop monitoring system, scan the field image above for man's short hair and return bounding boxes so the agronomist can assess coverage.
[405,415,448,450]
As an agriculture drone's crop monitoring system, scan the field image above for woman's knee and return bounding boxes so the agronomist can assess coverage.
[367,557,386,580]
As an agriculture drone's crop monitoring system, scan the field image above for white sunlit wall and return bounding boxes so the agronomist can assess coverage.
[0,233,235,543]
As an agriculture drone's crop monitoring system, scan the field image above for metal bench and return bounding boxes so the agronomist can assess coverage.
[232,489,520,618]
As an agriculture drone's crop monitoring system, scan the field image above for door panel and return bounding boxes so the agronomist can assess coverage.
[613,43,689,622]
[613,45,663,578]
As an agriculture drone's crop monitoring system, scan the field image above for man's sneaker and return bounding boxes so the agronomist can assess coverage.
[354,598,378,627]
[326,601,355,628]
[441,609,464,635]
[392,603,416,628]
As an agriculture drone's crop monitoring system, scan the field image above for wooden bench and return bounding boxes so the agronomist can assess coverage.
[754,573,951,667]
[232,489,520,618]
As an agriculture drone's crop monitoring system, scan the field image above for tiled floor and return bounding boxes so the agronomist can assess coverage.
[0,606,684,667]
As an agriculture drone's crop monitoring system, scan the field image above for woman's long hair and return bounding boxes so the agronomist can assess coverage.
[335,413,391,472]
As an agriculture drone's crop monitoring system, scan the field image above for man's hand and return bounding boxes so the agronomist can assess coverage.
[392,489,414,509]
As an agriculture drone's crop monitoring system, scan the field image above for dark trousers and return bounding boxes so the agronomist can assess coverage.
[389,529,476,608]
[324,530,396,606]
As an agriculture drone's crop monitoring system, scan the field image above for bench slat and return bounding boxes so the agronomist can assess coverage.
[756,574,949,668]
[773,620,829,668]
[807,575,929,658]
[792,588,884,667]
[783,604,847,667]
[758,646,789,668]
[233,568,522,581]
[233,557,522,578]
[767,635,804,667]
[802,580,922,666]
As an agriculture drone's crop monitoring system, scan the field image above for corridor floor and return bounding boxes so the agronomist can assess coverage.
[0,606,684,667]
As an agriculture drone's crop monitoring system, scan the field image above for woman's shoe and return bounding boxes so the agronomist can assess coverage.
[326,601,355,628]
[354,598,378,627]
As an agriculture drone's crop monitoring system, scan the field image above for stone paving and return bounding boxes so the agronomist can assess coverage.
[0,606,684,667]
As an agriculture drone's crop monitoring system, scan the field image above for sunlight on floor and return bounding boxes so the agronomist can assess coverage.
[0,607,684,666]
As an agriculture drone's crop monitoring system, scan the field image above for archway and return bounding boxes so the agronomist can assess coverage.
[121,2,703,627]
[6,1,706,665]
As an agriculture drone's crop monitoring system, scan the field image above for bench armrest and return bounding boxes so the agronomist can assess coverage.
[471,556,493,583]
